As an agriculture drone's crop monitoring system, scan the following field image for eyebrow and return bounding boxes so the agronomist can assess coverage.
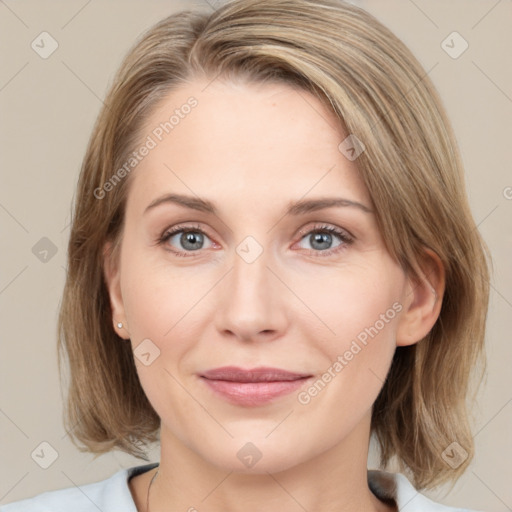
[144,193,373,216]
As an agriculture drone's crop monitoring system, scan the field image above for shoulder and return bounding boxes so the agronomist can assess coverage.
[368,469,485,512]
[0,463,158,512]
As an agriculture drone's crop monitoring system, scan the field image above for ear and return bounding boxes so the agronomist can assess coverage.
[103,240,129,339]
[396,248,445,347]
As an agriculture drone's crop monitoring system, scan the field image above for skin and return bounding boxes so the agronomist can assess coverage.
[104,77,444,512]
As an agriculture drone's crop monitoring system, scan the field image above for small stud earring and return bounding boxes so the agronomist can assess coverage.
[117,322,123,329]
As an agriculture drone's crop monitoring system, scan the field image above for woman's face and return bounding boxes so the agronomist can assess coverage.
[107,78,413,473]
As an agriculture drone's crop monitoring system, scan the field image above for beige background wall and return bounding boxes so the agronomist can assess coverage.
[1,0,510,510]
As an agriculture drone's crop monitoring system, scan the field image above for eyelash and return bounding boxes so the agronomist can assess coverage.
[156,223,354,258]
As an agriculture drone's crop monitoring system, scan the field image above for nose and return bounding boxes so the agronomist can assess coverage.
[214,244,289,343]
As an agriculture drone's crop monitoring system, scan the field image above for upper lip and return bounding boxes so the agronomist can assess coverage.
[200,366,312,382]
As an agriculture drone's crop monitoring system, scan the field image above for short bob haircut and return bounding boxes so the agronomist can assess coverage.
[58,0,490,491]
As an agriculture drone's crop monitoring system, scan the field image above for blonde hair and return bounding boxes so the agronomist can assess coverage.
[58,0,490,490]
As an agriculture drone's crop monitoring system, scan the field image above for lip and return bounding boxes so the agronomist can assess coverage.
[199,366,313,406]
[200,366,311,382]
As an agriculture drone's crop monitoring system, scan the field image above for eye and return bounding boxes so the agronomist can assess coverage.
[157,224,215,257]
[157,222,354,258]
[295,224,353,256]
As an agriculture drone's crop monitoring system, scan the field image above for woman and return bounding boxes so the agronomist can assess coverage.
[1,0,490,511]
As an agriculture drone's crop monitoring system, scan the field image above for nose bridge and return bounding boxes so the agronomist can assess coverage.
[214,236,286,340]
[232,241,269,302]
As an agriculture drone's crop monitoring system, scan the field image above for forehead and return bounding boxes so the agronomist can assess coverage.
[127,78,370,214]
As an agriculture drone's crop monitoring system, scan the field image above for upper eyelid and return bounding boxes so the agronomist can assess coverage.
[161,222,353,246]
[162,222,347,235]
[296,223,353,240]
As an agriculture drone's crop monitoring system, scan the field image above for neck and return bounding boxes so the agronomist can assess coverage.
[147,411,394,512]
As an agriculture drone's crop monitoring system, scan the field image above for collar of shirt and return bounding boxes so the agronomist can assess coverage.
[0,463,484,512]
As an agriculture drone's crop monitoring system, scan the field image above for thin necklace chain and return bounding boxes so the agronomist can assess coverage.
[146,467,159,512]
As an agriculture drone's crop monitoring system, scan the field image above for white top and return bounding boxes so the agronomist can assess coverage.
[0,463,483,512]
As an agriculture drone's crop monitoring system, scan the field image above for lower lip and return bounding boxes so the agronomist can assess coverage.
[201,377,312,406]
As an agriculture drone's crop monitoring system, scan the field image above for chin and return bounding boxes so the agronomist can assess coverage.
[194,434,311,475]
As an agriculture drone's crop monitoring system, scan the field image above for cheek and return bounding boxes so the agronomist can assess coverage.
[296,259,403,347]
[120,248,205,342]
[119,253,201,419]
[122,266,170,341]
[296,259,403,398]
[294,269,402,434]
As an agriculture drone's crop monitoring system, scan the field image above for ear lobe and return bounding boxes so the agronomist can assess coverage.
[396,248,445,347]
[103,240,129,339]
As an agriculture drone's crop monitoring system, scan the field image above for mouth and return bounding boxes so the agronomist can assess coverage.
[200,366,312,382]
[199,366,313,406]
